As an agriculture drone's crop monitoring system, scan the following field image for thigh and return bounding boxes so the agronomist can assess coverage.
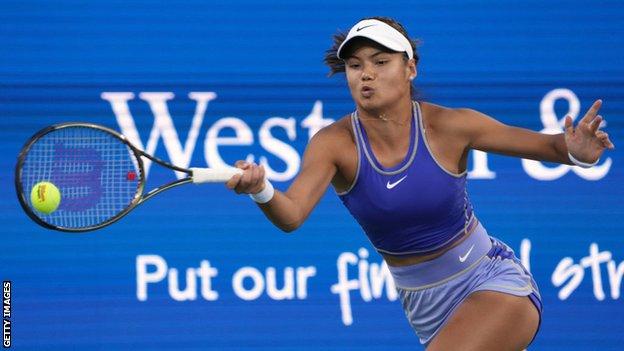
[426,291,539,351]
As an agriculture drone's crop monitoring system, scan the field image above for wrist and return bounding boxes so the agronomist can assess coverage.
[249,178,274,204]
[568,152,599,168]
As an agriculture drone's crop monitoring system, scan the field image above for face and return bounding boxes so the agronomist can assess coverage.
[344,43,416,113]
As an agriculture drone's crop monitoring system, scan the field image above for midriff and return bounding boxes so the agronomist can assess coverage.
[382,218,480,267]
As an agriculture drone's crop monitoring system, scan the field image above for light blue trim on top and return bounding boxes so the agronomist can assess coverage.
[415,102,467,178]
[335,113,361,196]
[353,101,419,176]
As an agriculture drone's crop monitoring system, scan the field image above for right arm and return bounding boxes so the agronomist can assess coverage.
[225,127,339,232]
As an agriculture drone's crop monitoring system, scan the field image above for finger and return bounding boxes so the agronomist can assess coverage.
[580,99,602,124]
[251,165,264,193]
[597,132,615,149]
[234,160,250,169]
[258,165,266,183]
[564,115,574,135]
[590,115,603,133]
[225,174,242,190]
[601,139,615,150]
[599,133,615,146]
[239,165,254,188]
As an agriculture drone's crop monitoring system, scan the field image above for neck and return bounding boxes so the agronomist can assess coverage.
[357,97,413,126]
[356,97,414,147]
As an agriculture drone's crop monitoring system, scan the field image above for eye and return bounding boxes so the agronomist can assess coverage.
[376,59,388,65]
[348,63,361,69]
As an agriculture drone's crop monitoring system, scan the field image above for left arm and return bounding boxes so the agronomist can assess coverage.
[457,99,614,165]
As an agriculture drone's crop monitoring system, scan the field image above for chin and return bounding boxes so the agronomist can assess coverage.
[357,95,380,107]
[356,100,378,113]
[358,97,390,113]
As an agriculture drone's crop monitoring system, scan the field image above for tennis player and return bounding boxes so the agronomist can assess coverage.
[226,17,614,350]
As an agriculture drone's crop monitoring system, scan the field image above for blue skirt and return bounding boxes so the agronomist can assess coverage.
[387,221,542,346]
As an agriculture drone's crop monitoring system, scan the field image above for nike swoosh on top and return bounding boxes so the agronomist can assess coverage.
[356,24,376,31]
[459,244,475,262]
[386,175,407,189]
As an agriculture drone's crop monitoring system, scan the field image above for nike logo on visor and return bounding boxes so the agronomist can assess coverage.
[356,24,376,31]
[386,175,407,189]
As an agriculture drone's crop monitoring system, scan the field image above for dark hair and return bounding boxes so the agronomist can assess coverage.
[324,17,421,99]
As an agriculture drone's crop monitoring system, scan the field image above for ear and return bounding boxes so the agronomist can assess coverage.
[407,59,417,81]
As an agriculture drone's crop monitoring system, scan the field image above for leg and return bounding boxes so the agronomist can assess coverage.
[426,291,539,351]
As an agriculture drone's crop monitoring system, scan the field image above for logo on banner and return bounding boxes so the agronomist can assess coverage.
[102,89,612,182]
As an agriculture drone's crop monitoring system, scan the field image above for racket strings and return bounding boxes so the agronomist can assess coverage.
[20,126,141,229]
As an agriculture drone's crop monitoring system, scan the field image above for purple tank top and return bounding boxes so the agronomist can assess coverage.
[338,101,475,256]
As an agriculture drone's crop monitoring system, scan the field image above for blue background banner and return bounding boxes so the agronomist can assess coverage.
[1,1,623,350]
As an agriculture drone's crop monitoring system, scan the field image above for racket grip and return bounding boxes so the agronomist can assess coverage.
[190,167,243,183]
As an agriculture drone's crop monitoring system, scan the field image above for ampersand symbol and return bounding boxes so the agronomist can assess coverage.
[522,89,611,181]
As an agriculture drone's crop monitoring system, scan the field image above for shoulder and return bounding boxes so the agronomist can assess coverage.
[420,101,509,150]
[308,114,354,148]
[419,101,476,132]
[303,114,355,161]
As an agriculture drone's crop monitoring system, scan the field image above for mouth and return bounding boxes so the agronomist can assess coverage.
[361,86,375,98]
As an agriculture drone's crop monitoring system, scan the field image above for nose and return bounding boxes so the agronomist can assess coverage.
[361,64,375,81]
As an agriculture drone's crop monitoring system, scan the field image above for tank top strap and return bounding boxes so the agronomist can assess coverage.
[335,112,365,196]
[413,101,425,141]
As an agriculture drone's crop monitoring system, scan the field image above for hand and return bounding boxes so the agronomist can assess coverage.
[564,99,615,164]
[225,160,266,194]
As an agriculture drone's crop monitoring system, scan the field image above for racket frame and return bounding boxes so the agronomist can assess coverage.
[15,122,196,232]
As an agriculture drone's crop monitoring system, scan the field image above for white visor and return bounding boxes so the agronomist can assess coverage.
[337,19,413,60]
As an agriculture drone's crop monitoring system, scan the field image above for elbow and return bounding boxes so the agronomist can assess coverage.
[276,209,304,233]
[270,198,305,233]
[278,220,301,233]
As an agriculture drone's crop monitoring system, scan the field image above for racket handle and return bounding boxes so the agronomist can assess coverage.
[190,167,243,183]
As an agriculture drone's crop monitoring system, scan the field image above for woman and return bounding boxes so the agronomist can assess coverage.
[225,17,614,350]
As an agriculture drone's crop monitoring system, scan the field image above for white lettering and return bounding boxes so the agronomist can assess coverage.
[300,100,334,140]
[580,243,611,301]
[523,89,611,181]
[330,252,359,326]
[197,260,219,301]
[232,266,265,301]
[369,261,397,300]
[331,249,397,326]
[136,255,168,301]
[102,91,216,179]
[258,117,301,181]
[552,257,585,300]
[607,260,624,299]
[204,117,254,169]
[468,150,496,179]
[357,248,372,301]
[136,256,220,302]
[168,267,197,301]
[520,238,531,273]
[104,91,612,183]
[296,266,317,299]
[552,243,622,301]
[266,267,295,300]
[231,266,315,301]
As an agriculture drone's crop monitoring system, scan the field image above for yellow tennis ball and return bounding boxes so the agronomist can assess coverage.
[30,181,61,214]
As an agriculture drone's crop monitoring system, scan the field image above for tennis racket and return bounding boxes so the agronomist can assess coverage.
[15,122,242,232]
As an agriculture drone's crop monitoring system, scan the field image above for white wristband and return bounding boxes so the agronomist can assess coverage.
[568,152,599,168]
[249,179,274,204]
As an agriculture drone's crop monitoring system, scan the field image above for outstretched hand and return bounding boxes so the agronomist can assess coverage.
[564,99,615,164]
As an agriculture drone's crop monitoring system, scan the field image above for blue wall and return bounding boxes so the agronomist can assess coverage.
[1,1,623,350]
